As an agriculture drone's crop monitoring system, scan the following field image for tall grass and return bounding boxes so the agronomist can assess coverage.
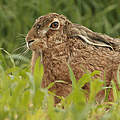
[0,51,120,120]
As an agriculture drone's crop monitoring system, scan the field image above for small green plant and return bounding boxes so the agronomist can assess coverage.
[0,50,120,120]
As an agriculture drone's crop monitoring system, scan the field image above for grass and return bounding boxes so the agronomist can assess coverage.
[0,50,120,120]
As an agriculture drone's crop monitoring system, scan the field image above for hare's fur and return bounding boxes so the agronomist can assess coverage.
[26,13,120,103]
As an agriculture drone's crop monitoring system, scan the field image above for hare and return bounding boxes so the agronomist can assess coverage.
[26,13,120,103]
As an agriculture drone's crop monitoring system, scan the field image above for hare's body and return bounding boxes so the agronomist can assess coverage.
[26,13,120,103]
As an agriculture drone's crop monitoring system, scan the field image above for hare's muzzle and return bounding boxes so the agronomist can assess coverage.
[26,38,35,49]
[28,40,35,45]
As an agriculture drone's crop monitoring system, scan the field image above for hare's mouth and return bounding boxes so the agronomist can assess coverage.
[26,39,35,49]
[26,38,48,51]
[28,40,35,45]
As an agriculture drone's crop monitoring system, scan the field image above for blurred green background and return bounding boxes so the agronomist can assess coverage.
[0,0,120,52]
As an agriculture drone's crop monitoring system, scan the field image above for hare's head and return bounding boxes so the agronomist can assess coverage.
[26,13,115,52]
[26,13,72,51]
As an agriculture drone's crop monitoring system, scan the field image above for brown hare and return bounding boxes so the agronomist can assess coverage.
[26,13,120,104]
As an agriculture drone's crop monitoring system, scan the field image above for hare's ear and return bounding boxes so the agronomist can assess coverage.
[69,25,113,50]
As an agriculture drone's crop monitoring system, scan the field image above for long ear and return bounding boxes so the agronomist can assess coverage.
[68,24,116,50]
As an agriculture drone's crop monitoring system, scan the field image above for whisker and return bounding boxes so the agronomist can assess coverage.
[16,38,26,44]
[13,33,30,64]
[16,48,30,63]
[12,44,27,54]
[17,48,30,59]
[21,49,29,56]
[16,33,27,45]
[16,33,27,38]
[19,42,26,46]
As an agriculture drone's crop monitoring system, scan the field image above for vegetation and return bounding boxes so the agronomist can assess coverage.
[0,53,120,120]
[0,0,120,120]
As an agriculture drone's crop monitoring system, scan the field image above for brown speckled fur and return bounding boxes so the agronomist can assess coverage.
[26,13,120,104]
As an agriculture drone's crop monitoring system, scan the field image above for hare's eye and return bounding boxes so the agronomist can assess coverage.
[36,24,41,29]
[50,21,59,29]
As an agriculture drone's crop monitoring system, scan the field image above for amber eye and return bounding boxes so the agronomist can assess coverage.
[50,21,59,29]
